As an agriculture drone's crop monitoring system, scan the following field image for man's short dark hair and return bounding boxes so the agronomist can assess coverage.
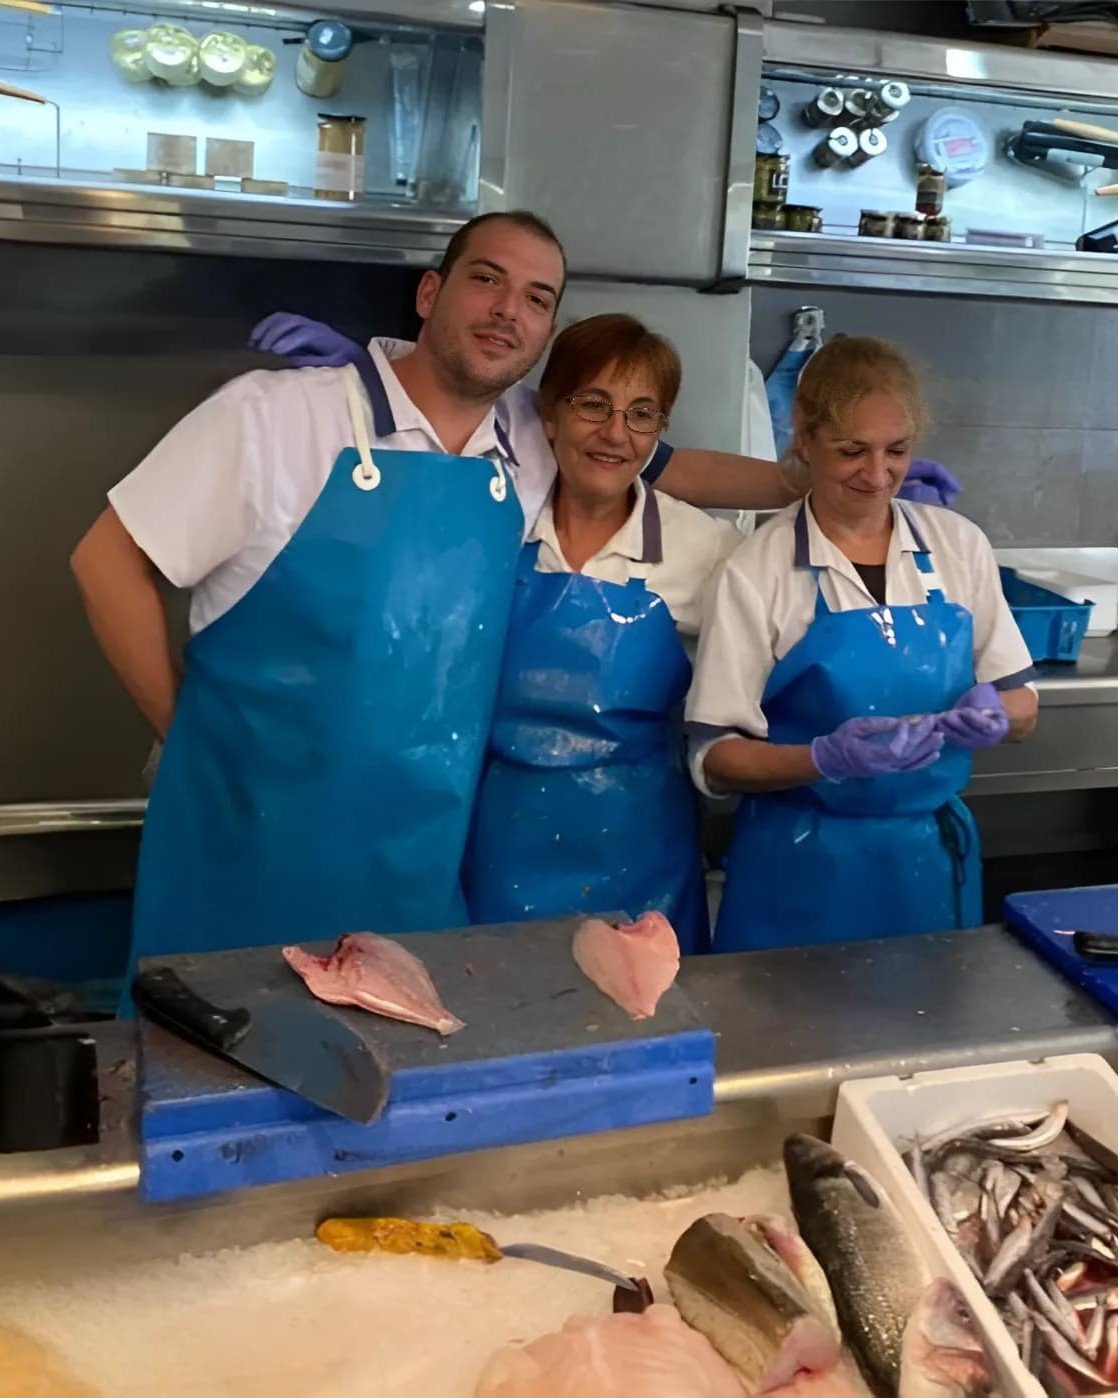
[436,210,567,305]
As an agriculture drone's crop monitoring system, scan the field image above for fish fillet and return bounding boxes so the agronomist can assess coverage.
[748,1215,841,1340]
[572,913,680,1020]
[474,1303,746,1397]
[665,1213,842,1392]
[282,933,464,1036]
[768,1353,876,1398]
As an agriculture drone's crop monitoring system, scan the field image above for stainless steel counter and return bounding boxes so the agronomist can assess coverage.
[2,926,1114,1281]
[971,637,1118,795]
[1035,636,1118,699]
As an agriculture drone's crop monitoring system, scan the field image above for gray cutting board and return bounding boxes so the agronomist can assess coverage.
[138,916,716,1202]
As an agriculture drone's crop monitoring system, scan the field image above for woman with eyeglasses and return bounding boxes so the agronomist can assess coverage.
[461,314,739,952]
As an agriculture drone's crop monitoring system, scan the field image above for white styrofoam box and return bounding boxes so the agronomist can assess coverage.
[995,548,1118,637]
[831,1053,1118,1398]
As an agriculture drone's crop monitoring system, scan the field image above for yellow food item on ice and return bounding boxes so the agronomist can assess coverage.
[316,1216,503,1262]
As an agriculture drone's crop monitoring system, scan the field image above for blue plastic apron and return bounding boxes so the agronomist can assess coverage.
[464,540,709,954]
[125,362,523,998]
[715,502,981,953]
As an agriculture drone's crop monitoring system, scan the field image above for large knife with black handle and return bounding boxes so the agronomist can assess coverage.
[133,966,390,1124]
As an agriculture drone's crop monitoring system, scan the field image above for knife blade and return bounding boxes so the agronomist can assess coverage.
[498,1241,638,1291]
[133,965,390,1124]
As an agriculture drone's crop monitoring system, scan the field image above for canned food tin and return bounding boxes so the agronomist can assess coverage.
[893,212,926,240]
[916,163,947,216]
[801,86,844,128]
[925,214,952,242]
[865,80,910,125]
[758,86,781,123]
[859,209,894,237]
[752,202,786,231]
[813,126,858,168]
[756,152,790,204]
[849,128,887,166]
[784,204,823,233]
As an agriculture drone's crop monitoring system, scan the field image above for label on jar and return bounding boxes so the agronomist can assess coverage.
[315,152,365,195]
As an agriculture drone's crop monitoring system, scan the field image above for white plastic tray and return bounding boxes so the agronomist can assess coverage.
[832,1053,1118,1398]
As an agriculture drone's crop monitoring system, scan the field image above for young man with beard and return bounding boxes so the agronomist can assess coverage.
[71,211,580,990]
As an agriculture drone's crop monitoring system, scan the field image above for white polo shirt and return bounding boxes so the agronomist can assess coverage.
[529,479,740,637]
[685,496,1036,789]
[110,336,675,636]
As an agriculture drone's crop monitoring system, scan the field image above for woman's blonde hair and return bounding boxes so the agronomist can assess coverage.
[794,336,927,442]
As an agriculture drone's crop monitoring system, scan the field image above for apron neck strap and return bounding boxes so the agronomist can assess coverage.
[342,364,378,483]
[912,548,945,601]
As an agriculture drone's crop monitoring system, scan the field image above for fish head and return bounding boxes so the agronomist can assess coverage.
[784,1135,883,1209]
[901,1279,993,1398]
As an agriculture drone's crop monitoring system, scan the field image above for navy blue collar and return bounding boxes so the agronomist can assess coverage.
[352,349,396,438]
[641,483,664,564]
[494,415,520,469]
[354,348,520,468]
[793,497,929,567]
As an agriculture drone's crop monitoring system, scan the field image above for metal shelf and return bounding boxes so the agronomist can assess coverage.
[748,231,1118,306]
[0,800,146,838]
[0,178,468,266]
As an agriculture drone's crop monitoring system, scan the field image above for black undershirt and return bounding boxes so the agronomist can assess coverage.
[853,562,887,605]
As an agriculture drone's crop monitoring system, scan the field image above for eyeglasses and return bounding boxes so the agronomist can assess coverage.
[565,393,666,435]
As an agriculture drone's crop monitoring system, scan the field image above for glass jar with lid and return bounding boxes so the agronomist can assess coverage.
[236,44,276,96]
[110,29,153,83]
[199,32,247,88]
[296,21,354,99]
[144,24,198,84]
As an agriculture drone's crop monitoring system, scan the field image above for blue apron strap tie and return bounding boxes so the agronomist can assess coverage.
[913,549,945,602]
[934,802,974,929]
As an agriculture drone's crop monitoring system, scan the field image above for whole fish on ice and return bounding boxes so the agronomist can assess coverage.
[665,1213,841,1391]
[474,1303,747,1397]
[899,1279,993,1398]
[784,1133,931,1398]
[283,933,464,1035]
[572,912,680,1020]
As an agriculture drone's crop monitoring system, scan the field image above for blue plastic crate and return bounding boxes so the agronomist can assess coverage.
[999,567,1093,663]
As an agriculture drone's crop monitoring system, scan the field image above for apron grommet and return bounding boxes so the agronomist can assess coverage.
[352,462,381,492]
[489,474,507,503]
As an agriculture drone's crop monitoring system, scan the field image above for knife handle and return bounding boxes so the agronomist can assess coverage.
[132,967,251,1052]
[1073,931,1118,962]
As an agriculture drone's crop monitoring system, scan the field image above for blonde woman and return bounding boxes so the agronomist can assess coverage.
[687,338,1038,953]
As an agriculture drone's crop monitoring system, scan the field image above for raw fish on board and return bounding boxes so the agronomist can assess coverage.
[283,933,464,1035]
[572,913,680,1020]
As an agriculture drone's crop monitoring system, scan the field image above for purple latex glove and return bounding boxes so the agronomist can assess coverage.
[249,312,365,368]
[811,715,944,782]
[936,683,1009,751]
[896,458,963,509]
